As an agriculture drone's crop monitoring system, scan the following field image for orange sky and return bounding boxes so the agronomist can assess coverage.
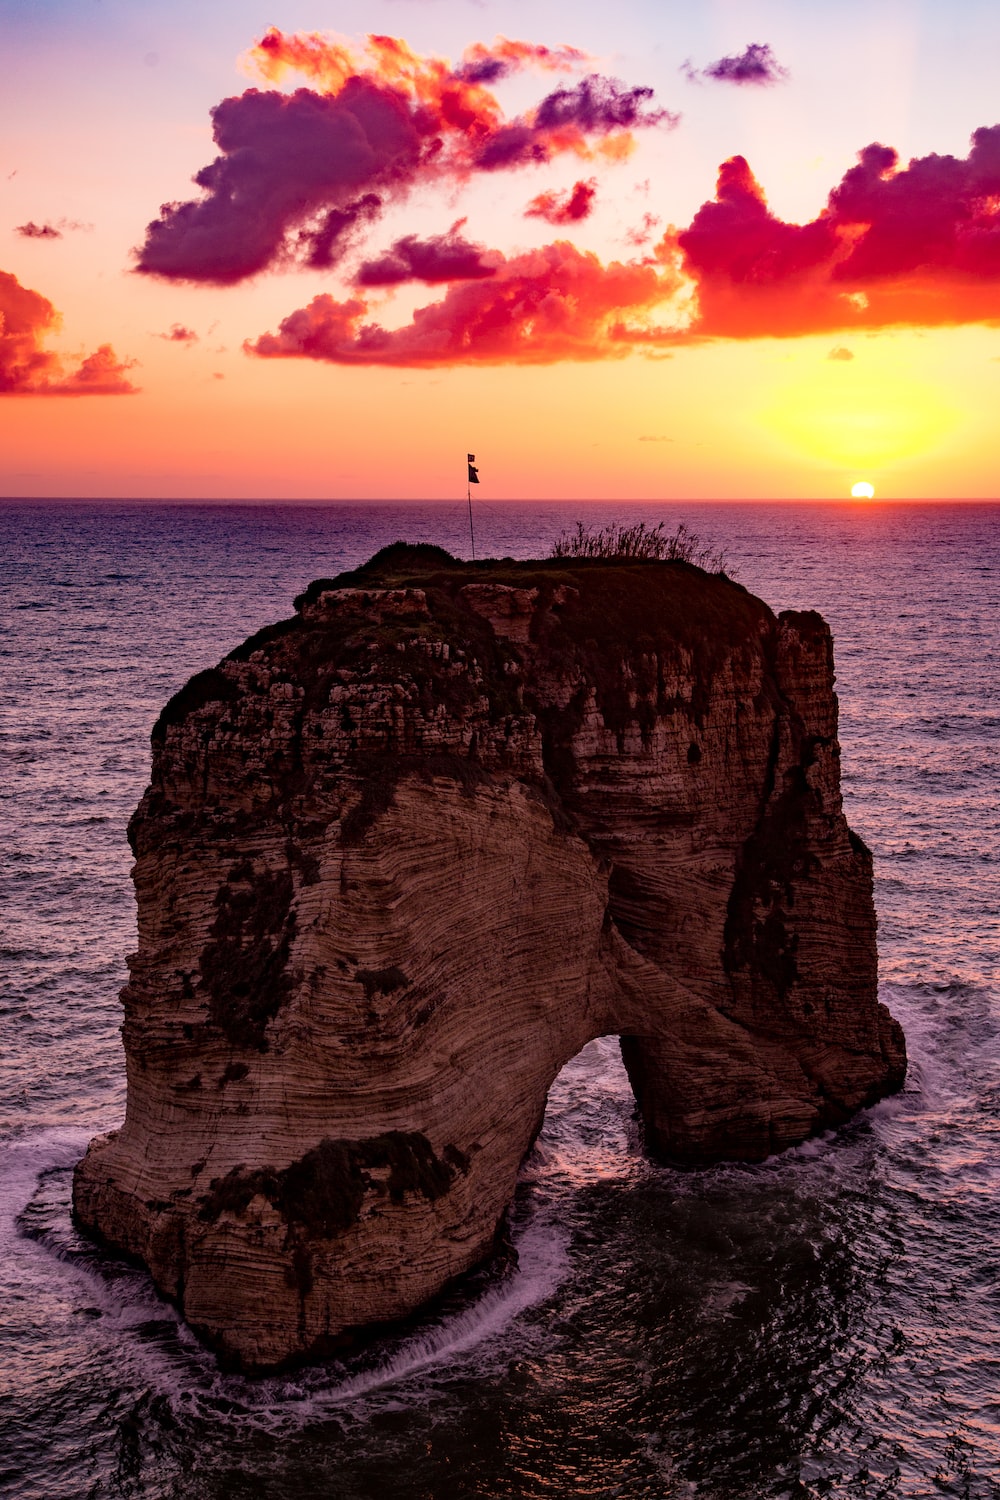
[4,0,1000,499]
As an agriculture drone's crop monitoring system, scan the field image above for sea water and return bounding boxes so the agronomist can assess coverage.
[1,499,998,1499]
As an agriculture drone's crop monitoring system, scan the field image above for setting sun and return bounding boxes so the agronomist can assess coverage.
[851,481,875,498]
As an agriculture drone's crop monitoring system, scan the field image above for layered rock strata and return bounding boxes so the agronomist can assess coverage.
[74,544,906,1370]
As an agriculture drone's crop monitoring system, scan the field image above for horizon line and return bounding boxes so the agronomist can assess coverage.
[2,495,999,507]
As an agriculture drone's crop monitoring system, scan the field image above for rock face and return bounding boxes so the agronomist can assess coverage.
[74,544,906,1370]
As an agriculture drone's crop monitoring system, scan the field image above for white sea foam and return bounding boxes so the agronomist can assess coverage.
[0,1126,91,1248]
[308,1218,571,1410]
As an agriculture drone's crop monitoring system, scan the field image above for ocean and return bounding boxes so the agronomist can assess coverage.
[1,498,998,1499]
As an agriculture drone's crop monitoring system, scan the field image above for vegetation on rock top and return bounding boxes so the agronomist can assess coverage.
[549,520,731,572]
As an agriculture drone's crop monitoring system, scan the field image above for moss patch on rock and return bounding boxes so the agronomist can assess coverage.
[152,668,241,745]
[198,1131,461,1241]
[199,865,296,1051]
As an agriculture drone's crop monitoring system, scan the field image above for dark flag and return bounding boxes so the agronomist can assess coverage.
[467,453,480,484]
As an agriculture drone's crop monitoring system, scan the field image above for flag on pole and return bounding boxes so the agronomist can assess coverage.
[467,454,480,484]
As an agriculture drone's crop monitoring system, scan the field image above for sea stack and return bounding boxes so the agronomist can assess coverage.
[73,545,906,1371]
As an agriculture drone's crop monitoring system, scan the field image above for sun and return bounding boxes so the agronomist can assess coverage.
[851,481,875,499]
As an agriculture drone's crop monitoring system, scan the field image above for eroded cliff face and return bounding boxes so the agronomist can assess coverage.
[73,545,906,1370]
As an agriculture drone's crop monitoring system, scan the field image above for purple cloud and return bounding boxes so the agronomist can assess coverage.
[303,193,383,270]
[356,225,497,286]
[16,222,61,240]
[476,75,677,170]
[700,44,789,87]
[136,30,675,286]
[136,80,422,284]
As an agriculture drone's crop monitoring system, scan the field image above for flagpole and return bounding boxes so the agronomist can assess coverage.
[466,452,479,560]
[468,480,476,561]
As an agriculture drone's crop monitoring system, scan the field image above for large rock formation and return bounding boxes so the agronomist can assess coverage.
[74,545,905,1370]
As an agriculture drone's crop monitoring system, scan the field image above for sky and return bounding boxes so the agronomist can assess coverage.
[3,0,1000,500]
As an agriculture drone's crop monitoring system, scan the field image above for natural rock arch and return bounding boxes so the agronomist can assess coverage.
[74,546,905,1371]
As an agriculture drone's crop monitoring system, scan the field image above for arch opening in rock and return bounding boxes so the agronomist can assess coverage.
[520,1035,641,1189]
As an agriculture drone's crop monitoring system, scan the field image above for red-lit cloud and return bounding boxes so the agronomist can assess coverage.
[136,29,674,285]
[243,126,1000,368]
[248,30,588,102]
[525,178,597,224]
[696,43,789,87]
[356,224,497,286]
[60,344,139,394]
[456,37,590,85]
[0,269,136,394]
[678,128,1000,336]
[247,240,681,365]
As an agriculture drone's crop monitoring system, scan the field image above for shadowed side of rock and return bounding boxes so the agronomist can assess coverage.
[73,544,905,1371]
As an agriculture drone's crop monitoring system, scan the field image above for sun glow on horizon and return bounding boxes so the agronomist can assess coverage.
[754,352,963,497]
[851,481,875,498]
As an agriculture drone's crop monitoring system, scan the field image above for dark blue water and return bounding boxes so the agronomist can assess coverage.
[2,499,998,1498]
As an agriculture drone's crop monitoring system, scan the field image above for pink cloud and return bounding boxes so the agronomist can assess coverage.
[157,323,198,343]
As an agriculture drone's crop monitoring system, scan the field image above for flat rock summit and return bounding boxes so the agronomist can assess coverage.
[74,544,906,1371]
